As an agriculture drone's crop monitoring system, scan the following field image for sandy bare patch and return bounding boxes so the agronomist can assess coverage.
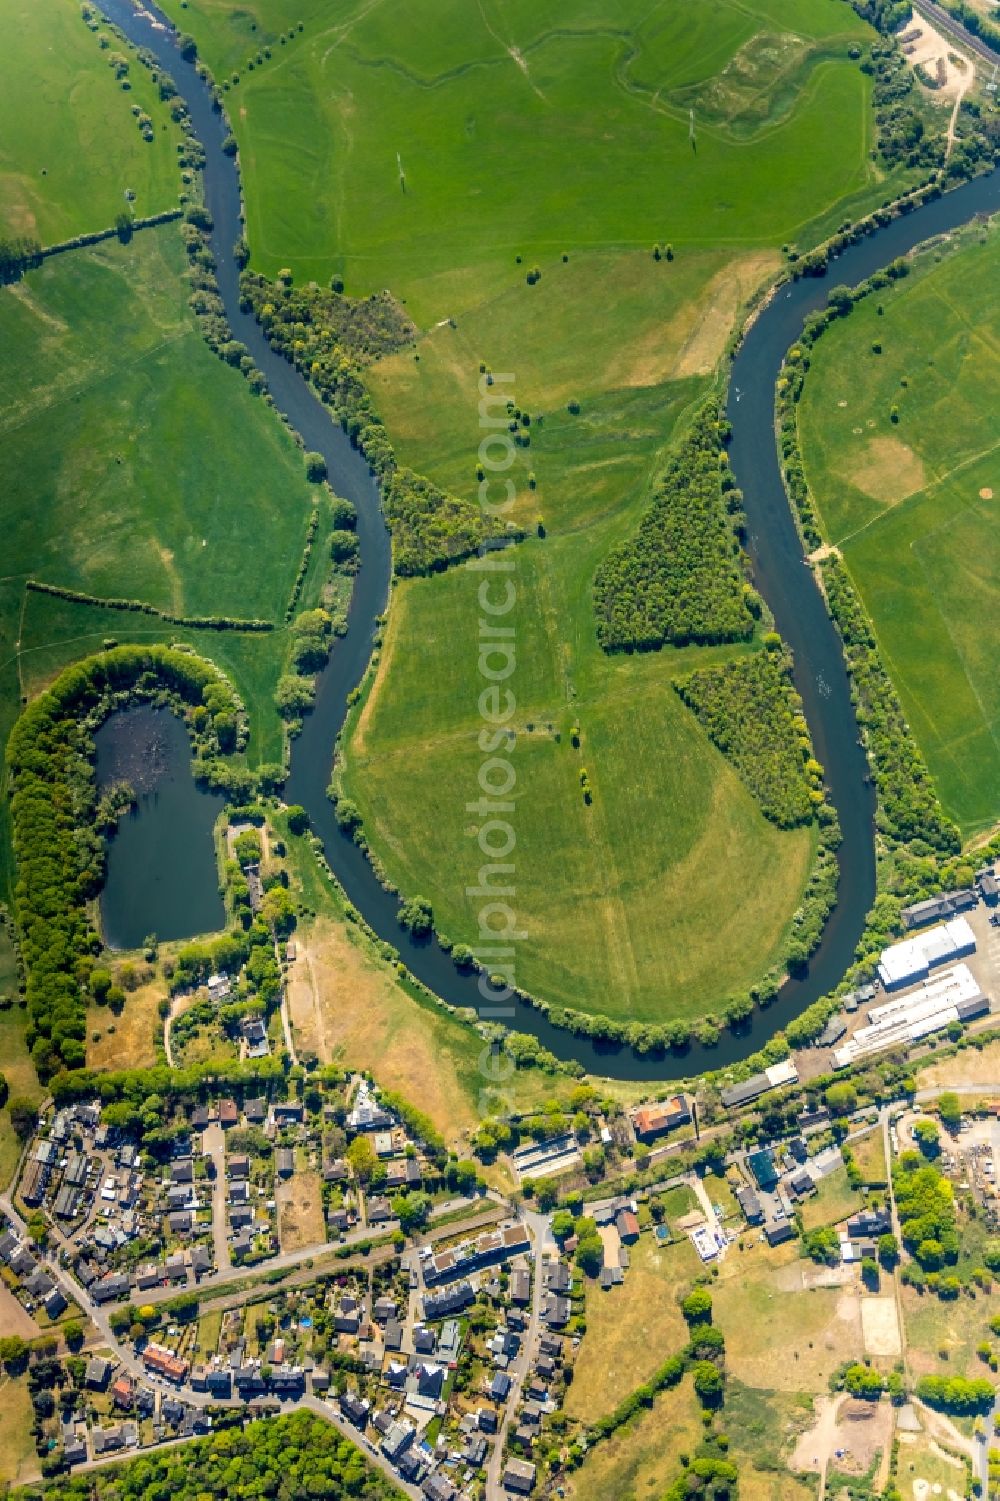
[275,1168,326,1253]
[793,1394,894,1476]
[848,435,926,505]
[897,16,969,99]
[862,1295,902,1358]
[980,487,993,499]
[0,1285,40,1341]
[620,252,781,387]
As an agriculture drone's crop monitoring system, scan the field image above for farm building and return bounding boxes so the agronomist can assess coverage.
[834,963,987,1067]
[877,916,975,991]
[720,1059,799,1110]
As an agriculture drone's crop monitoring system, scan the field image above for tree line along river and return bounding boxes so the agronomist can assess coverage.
[97,0,1000,1080]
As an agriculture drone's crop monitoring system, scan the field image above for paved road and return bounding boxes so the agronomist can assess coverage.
[486,1210,549,1501]
[202,1123,231,1274]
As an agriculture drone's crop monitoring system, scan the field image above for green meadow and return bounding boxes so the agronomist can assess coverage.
[342,379,817,1025]
[0,225,326,895]
[160,0,894,312]
[0,0,183,244]
[798,223,1000,838]
[148,0,904,1026]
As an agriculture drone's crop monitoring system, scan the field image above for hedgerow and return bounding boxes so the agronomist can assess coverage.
[675,648,821,828]
[593,400,757,651]
[820,556,959,856]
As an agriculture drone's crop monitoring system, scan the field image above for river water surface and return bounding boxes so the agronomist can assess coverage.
[97,0,1000,1077]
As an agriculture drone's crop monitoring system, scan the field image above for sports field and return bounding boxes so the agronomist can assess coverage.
[0,0,182,244]
[798,222,1000,838]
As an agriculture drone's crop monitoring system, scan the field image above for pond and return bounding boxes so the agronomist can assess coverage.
[95,705,225,951]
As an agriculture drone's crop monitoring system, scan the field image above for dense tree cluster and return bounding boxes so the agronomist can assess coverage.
[386,468,520,575]
[0,234,42,284]
[675,648,821,827]
[6,646,241,1079]
[240,270,417,367]
[24,1411,401,1499]
[820,556,960,855]
[593,402,757,651]
[915,1374,996,1414]
[894,1151,959,1266]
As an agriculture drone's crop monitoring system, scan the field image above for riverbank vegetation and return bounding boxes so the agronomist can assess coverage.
[796,218,1000,838]
[6,645,243,1080]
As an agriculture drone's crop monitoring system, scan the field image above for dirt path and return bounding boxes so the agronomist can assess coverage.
[790,1393,845,1500]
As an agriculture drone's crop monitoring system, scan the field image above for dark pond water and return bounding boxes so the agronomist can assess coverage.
[95,705,225,950]
[99,0,1000,1077]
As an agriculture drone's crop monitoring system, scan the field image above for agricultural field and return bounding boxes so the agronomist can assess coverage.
[798,221,1000,838]
[196,0,902,1030]
[279,812,588,1150]
[713,1237,863,1392]
[0,222,327,894]
[564,1235,701,1422]
[341,392,817,1023]
[0,0,183,246]
[161,0,889,303]
[0,996,42,1192]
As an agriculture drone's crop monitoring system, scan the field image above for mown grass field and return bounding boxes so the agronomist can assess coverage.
[0,0,182,244]
[564,1234,700,1422]
[342,364,816,1024]
[160,0,890,310]
[0,224,325,893]
[566,1372,704,1501]
[799,222,1000,838]
[279,810,591,1153]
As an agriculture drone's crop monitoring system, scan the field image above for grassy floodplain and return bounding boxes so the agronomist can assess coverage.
[798,221,1000,839]
[0,224,326,895]
[157,0,910,1028]
[0,0,182,244]
[160,0,890,303]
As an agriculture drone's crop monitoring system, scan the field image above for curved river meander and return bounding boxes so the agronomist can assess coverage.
[100,0,1000,1080]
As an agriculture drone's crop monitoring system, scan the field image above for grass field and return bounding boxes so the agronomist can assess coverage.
[564,1234,700,1421]
[342,376,816,1023]
[0,1001,42,1193]
[159,0,889,307]
[0,0,182,245]
[87,966,167,1073]
[0,1378,38,1489]
[799,1165,863,1231]
[566,1372,704,1501]
[851,1128,888,1187]
[714,1238,863,1391]
[0,223,327,894]
[799,222,1000,838]
[280,813,588,1149]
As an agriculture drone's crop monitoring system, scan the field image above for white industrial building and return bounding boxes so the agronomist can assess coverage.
[833,963,988,1068]
[877,916,976,991]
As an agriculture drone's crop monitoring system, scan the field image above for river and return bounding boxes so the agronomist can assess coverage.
[97,0,1000,1079]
